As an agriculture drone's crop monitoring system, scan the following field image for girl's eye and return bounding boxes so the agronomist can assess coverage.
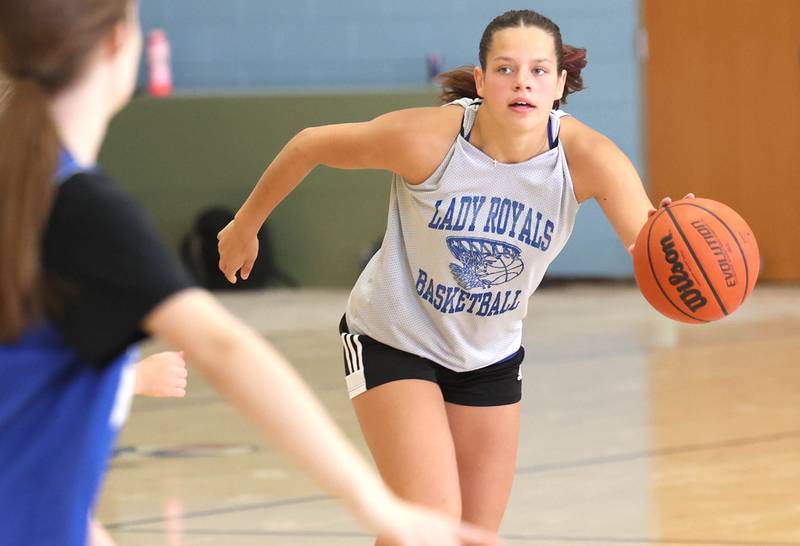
[533,68,546,75]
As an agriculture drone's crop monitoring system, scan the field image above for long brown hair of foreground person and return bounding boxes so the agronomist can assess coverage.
[0,0,131,341]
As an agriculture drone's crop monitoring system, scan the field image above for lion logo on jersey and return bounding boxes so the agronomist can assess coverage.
[446,236,524,290]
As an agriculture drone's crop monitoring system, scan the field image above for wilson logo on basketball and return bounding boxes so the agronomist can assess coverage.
[690,220,736,288]
[660,233,708,312]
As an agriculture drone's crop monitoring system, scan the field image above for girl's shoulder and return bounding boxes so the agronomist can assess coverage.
[558,115,636,203]
[386,102,465,135]
[558,115,618,163]
[379,103,465,184]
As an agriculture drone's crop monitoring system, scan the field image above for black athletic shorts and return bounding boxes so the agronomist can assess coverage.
[339,315,524,407]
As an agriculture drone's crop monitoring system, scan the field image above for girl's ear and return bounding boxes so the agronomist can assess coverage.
[473,65,485,98]
[556,68,567,101]
[101,19,128,59]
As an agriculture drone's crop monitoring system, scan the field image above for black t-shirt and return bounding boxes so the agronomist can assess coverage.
[42,169,194,368]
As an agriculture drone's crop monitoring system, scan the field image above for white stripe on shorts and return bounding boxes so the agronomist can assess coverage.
[341,333,366,398]
[351,335,363,372]
[340,333,354,374]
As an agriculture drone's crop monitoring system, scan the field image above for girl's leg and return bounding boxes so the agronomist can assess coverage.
[352,379,462,545]
[445,402,521,531]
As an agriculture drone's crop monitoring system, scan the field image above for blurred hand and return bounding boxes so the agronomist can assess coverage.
[357,494,500,546]
[217,219,259,284]
[88,518,116,546]
[134,351,188,398]
[650,192,696,217]
[628,193,695,255]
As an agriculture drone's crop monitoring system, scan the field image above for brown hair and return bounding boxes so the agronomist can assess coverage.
[0,0,129,341]
[437,9,587,108]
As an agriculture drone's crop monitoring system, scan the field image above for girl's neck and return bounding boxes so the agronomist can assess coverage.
[469,106,550,164]
[48,70,114,166]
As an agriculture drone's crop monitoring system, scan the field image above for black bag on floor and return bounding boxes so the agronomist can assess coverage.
[180,206,296,290]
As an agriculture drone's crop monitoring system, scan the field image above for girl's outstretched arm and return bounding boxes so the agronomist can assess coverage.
[560,117,653,248]
[561,117,694,256]
[217,105,463,283]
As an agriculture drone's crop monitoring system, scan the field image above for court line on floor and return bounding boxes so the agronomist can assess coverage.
[113,528,368,538]
[498,535,800,546]
[516,429,800,474]
[106,430,800,531]
[111,528,800,545]
[104,495,328,530]
[132,395,222,412]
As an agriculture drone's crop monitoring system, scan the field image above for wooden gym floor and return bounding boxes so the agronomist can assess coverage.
[97,283,800,546]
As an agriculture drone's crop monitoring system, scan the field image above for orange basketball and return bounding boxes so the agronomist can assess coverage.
[632,198,759,324]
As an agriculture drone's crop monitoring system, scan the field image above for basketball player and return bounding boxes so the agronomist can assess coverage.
[217,9,691,542]
[0,2,498,545]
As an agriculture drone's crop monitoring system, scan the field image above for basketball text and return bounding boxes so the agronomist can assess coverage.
[660,233,708,312]
[428,196,554,251]
[690,220,736,288]
[415,269,522,317]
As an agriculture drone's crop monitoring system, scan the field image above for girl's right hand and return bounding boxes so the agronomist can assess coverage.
[217,219,259,284]
[358,493,500,546]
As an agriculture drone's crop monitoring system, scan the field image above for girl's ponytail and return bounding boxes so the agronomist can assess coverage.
[0,78,58,340]
[557,44,588,107]
[436,66,479,104]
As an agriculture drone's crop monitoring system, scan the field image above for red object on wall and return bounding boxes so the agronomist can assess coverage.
[147,29,172,97]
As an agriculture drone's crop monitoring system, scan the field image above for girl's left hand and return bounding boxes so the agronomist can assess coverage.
[651,192,696,215]
[134,351,188,398]
[628,193,695,254]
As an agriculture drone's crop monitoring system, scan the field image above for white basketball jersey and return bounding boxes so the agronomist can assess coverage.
[346,98,580,371]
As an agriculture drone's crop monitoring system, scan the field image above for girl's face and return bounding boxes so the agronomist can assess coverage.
[474,25,567,132]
